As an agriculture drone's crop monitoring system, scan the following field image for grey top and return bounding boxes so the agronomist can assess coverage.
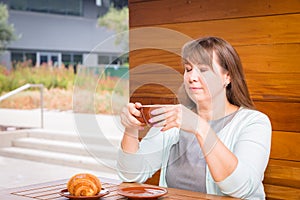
[165,111,237,192]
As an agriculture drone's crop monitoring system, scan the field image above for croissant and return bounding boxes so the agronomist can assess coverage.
[67,173,101,196]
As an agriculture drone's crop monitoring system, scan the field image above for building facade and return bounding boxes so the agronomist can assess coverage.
[0,0,126,70]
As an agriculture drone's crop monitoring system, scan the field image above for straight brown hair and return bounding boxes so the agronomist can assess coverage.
[179,36,255,109]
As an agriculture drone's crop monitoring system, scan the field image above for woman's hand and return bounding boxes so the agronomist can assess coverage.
[120,102,145,136]
[120,102,145,153]
[149,104,206,136]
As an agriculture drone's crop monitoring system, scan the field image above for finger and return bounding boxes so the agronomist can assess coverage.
[154,113,182,129]
[152,119,167,127]
[149,112,166,124]
[135,102,142,109]
[164,109,180,121]
[122,105,144,127]
[150,105,175,115]
[149,107,179,125]
[128,107,145,126]
[128,104,143,118]
[160,121,178,132]
[127,112,144,126]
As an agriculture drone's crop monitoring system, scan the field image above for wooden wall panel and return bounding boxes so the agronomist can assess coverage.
[130,96,177,105]
[129,14,300,49]
[236,44,300,73]
[130,44,300,73]
[264,159,300,188]
[130,47,300,102]
[128,0,300,198]
[129,50,182,72]
[264,184,300,200]
[130,72,300,102]
[247,73,300,102]
[160,14,300,46]
[255,102,300,132]
[130,97,300,133]
[268,131,300,161]
[130,0,300,27]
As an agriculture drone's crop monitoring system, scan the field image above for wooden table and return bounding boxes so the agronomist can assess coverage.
[0,177,237,199]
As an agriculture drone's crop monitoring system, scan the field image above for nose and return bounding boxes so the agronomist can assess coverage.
[188,69,200,83]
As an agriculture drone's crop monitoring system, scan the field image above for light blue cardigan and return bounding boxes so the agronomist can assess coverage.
[117,108,272,199]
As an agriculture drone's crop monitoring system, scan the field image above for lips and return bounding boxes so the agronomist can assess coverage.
[189,87,204,94]
[189,87,203,90]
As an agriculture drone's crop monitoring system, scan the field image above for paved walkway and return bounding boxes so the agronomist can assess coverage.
[0,156,119,190]
[0,109,123,189]
[0,108,124,137]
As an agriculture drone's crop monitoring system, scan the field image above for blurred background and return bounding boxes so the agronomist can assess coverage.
[0,0,129,114]
[0,0,129,189]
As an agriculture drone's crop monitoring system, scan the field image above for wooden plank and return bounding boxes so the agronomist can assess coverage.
[130,44,300,74]
[130,95,300,132]
[158,14,300,46]
[129,14,300,51]
[129,0,300,27]
[236,43,300,73]
[129,27,192,54]
[255,101,300,132]
[129,62,183,99]
[268,131,300,161]
[130,96,177,105]
[129,0,147,3]
[264,184,300,200]
[129,50,182,72]
[130,84,180,99]
[246,73,300,102]
[264,159,300,188]
[129,45,300,102]
[129,70,300,102]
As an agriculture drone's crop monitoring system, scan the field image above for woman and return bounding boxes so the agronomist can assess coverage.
[117,36,272,199]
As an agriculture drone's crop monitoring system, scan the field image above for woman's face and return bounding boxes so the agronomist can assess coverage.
[183,53,229,107]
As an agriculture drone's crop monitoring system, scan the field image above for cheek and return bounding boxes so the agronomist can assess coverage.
[183,73,189,83]
[202,72,223,95]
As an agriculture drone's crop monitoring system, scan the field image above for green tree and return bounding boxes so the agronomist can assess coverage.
[0,3,16,50]
[98,6,128,48]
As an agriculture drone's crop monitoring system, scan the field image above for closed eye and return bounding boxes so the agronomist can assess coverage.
[184,64,192,72]
[185,67,192,72]
[199,67,209,73]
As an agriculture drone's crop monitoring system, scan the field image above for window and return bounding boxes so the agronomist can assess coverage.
[11,52,23,62]
[62,54,71,64]
[9,0,83,16]
[40,55,48,65]
[98,55,110,64]
[111,56,118,64]
[73,54,82,65]
[9,0,27,11]
[25,53,36,66]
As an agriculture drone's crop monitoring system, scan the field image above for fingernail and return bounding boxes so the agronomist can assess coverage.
[150,110,157,115]
[148,118,153,123]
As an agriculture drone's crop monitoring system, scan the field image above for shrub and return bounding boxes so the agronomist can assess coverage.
[0,64,75,94]
[0,64,129,114]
